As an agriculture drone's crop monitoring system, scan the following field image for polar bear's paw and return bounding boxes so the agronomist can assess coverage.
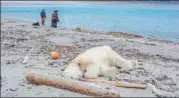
[100,67,118,78]
[119,60,138,73]
[83,72,98,79]
[131,60,139,69]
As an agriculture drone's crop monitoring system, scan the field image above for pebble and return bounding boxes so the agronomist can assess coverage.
[9,88,19,91]
[6,61,11,64]
[35,92,42,95]
[19,84,25,87]
[48,61,54,66]
[52,64,59,67]
[27,86,32,89]
[105,87,111,90]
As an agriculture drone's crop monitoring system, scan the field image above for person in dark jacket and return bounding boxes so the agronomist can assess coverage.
[40,9,46,26]
[51,10,60,28]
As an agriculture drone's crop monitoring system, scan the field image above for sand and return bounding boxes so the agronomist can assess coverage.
[1,17,179,97]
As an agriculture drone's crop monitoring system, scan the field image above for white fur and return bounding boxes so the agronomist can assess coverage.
[63,46,138,79]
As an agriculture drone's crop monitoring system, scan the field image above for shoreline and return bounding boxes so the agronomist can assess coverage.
[1,17,179,97]
[2,16,179,44]
[72,27,179,44]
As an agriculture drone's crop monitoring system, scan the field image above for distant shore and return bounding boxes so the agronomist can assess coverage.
[1,1,135,6]
[2,1,179,7]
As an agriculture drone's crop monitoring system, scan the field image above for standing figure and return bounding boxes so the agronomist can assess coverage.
[51,10,60,28]
[40,9,46,26]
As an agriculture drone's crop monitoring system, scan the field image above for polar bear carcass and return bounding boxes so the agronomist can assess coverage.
[63,46,138,79]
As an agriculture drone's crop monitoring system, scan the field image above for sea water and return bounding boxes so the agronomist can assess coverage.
[1,1,179,41]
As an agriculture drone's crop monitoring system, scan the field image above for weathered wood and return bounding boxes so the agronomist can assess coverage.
[26,72,120,97]
[83,79,147,89]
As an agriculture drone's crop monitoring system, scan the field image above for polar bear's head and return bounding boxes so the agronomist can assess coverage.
[63,57,95,79]
[63,63,83,80]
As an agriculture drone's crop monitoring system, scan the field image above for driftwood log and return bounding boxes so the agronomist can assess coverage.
[83,79,147,89]
[26,72,120,97]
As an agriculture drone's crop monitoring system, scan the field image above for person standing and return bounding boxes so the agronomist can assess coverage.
[51,10,60,28]
[40,9,46,26]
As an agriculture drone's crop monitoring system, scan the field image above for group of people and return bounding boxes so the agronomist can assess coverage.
[40,9,60,28]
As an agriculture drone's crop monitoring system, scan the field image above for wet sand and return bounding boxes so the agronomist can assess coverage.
[1,17,179,97]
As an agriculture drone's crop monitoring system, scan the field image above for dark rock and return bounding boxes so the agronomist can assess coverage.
[27,86,32,89]
[6,61,11,64]
[156,54,160,56]
[9,88,19,91]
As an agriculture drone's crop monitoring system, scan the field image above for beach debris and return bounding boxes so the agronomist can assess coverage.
[50,51,60,60]
[147,83,163,97]
[26,71,120,97]
[48,61,59,67]
[72,27,88,33]
[107,32,143,39]
[82,78,147,89]
[22,55,28,64]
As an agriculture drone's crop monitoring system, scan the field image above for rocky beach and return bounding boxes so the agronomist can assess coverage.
[1,17,179,97]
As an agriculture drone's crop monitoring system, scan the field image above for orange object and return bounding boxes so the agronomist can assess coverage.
[50,51,60,60]
[41,17,45,22]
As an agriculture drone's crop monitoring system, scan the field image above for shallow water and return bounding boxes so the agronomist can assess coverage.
[1,1,179,41]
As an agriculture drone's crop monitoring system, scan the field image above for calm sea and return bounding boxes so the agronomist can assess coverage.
[1,2,179,41]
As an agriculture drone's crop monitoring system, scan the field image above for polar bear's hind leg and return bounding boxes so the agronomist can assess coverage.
[106,47,138,71]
